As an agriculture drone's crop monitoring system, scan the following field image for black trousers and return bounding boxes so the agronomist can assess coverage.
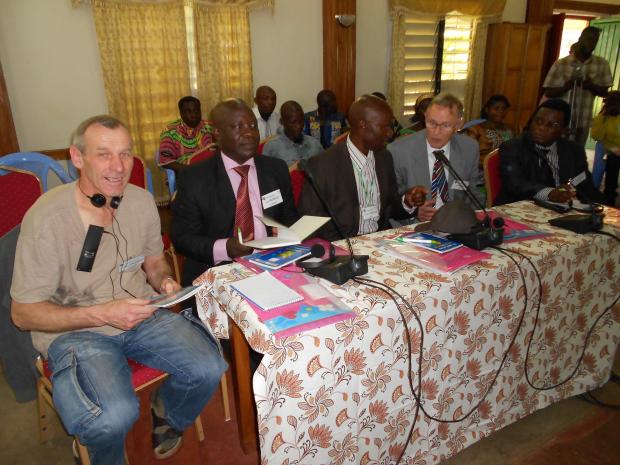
[604,152,620,206]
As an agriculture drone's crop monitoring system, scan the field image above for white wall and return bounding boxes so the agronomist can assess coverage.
[0,0,107,151]
[356,0,391,97]
[249,1,323,113]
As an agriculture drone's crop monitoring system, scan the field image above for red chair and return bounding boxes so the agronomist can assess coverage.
[188,149,216,165]
[257,135,276,155]
[289,168,305,207]
[129,155,148,189]
[483,149,501,207]
[0,165,43,237]
[333,130,349,145]
[36,357,204,465]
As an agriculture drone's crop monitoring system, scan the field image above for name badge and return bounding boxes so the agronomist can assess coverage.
[361,206,380,221]
[451,179,469,191]
[262,189,283,209]
[119,255,144,273]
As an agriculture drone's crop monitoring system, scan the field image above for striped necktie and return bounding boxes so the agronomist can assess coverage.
[233,165,254,239]
[431,150,449,204]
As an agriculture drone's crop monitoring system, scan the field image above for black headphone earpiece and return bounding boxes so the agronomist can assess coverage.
[87,192,122,209]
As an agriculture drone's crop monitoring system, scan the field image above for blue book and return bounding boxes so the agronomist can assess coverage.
[248,245,312,270]
[397,232,463,254]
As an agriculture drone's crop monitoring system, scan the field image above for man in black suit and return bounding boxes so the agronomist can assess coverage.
[298,95,425,241]
[171,99,298,285]
[496,98,604,205]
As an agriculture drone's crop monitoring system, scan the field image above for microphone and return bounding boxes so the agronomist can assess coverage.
[432,150,503,249]
[76,225,104,272]
[296,159,369,284]
[548,175,605,234]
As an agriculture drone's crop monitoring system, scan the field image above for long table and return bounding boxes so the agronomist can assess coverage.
[194,201,620,465]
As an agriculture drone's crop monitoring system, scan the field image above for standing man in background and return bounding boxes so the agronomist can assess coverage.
[252,85,281,140]
[543,26,612,147]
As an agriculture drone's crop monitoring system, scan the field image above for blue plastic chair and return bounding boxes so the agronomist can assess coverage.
[155,150,176,197]
[591,141,606,190]
[460,118,487,132]
[0,152,72,192]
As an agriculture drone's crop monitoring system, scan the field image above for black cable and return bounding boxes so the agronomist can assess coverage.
[594,230,620,242]
[578,391,620,410]
[352,277,422,465]
[357,248,530,426]
[497,246,620,392]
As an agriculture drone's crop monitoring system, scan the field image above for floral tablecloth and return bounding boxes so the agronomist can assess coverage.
[195,202,620,465]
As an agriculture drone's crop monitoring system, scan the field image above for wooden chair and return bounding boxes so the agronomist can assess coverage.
[36,357,204,465]
[161,232,231,423]
[0,165,43,237]
[483,149,501,207]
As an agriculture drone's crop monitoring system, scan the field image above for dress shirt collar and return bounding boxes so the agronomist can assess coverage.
[425,140,451,160]
[221,152,256,172]
[346,135,375,164]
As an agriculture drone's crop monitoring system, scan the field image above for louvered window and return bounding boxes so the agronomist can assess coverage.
[402,13,474,117]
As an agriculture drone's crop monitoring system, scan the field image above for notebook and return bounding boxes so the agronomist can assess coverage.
[147,283,206,308]
[230,271,303,310]
[247,245,312,270]
[397,232,463,253]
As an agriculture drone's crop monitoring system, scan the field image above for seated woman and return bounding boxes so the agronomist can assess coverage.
[400,93,434,136]
[465,94,514,165]
[591,90,620,206]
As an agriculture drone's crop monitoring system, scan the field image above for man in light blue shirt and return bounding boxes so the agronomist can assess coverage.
[263,101,323,169]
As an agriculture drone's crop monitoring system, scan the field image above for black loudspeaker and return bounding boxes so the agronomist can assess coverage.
[88,192,122,209]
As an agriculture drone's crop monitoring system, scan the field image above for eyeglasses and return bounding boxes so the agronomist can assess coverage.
[426,120,456,131]
[532,117,562,129]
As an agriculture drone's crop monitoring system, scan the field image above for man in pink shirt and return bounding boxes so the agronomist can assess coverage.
[170,99,298,286]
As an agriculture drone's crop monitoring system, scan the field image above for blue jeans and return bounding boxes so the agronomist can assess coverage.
[47,309,227,465]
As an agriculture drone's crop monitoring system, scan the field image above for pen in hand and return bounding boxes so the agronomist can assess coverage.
[237,227,243,244]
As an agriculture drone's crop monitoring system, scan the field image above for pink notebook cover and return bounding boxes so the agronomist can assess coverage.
[232,240,356,338]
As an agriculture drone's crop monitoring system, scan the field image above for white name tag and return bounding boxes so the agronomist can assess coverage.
[361,206,380,221]
[262,189,283,209]
[451,179,469,191]
[119,255,144,273]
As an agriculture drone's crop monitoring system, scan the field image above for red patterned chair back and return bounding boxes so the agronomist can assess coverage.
[0,166,43,237]
[129,155,147,189]
[483,149,501,208]
[188,149,216,165]
[289,168,305,207]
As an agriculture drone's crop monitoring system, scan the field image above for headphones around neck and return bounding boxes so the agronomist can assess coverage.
[78,182,122,209]
[88,192,122,209]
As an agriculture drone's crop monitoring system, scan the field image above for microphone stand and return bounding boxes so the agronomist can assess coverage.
[433,151,504,249]
[296,160,369,285]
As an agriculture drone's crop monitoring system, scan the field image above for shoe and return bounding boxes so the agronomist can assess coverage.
[151,391,183,460]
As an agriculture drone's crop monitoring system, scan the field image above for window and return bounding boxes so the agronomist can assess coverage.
[558,17,590,58]
[402,12,474,116]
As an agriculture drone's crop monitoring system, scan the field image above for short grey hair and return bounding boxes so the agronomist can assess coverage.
[429,93,464,118]
[71,115,129,153]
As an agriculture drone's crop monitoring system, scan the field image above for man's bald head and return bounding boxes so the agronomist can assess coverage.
[210,98,259,163]
[348,95,394,154]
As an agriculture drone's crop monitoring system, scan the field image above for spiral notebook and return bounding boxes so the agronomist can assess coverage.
[230,271,303,310]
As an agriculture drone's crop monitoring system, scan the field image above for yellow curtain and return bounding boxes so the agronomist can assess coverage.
[387,13,409,123]
[91,0,191,202]
[389,0,506,17]
[193,3,254,113]
[462,15,502,121]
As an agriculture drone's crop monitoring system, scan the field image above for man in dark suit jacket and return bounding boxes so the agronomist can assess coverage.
[171,99,298,285]
[496,98,604,205]
[298,95,425,241]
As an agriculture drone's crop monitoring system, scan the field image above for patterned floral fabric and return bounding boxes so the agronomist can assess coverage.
[158,118,214,166]
[195,202,620,465]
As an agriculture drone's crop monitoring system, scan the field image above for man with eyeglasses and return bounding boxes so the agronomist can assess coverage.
[496,99,603,205]
[388,93,483,222]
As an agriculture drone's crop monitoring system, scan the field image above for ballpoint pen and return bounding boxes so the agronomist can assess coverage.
[238,227,243,244]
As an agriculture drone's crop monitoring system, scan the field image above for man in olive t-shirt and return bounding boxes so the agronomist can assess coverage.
[10,115,226,465]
